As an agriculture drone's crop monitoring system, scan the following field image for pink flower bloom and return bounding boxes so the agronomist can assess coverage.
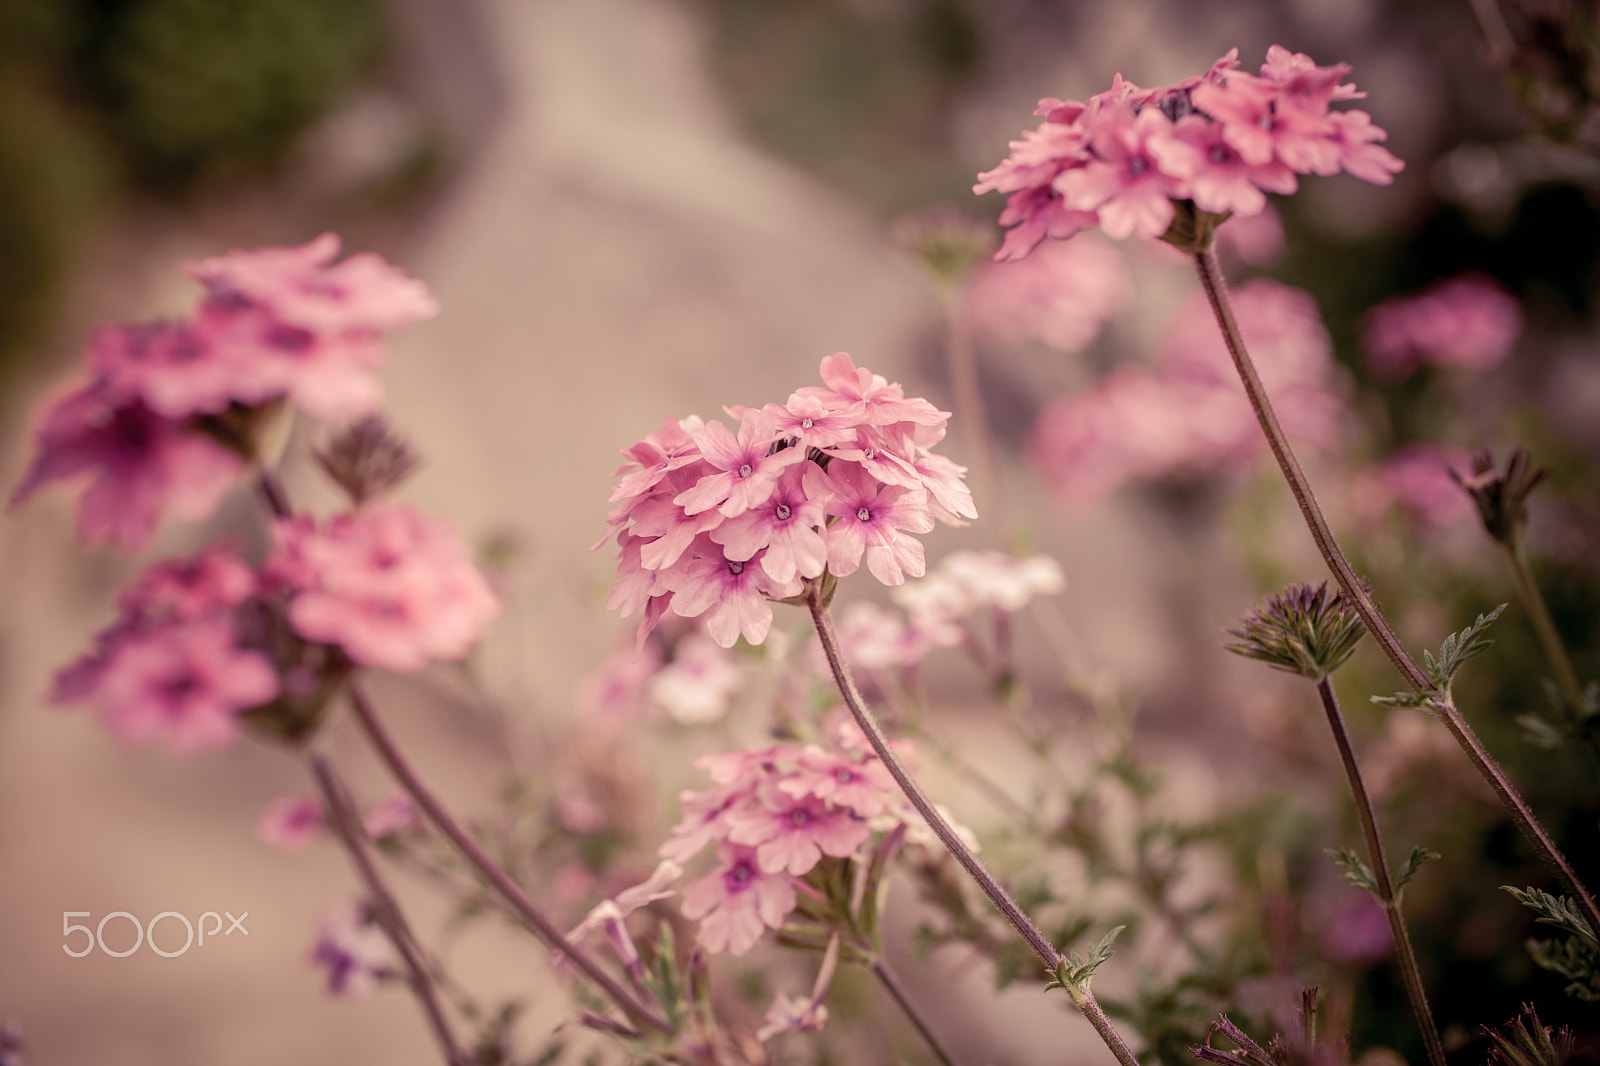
[1057,106,1197,240]
[194,302,390,422]
[258,793,326,851]
[363,795,417,839]
[579,639,662,723]
[831,600,960,672]
[963,233,1129,352]
[934,550,1066,612]
[726,793,873,876]
[674,410,806,518]
[775,746,899,819]
[807,462,934,586]
[764,392,866,449]
[10,382,242,552]
[89,616,279,754]
[708,461,827,583]
[758,991,829,1043]
[309,901,394,996]
[88,320,241,419]
[680,843,798,956]
[1162,114,1297,217]
[660,536,801,648]
[1327,109,1404,185]
[800,352,948,428]
[1350,443,1475,528]
[608,416,706,503]
[117,541,257,620]
[1361,274,1521,381]
[267,503,500,673]
[187,233,438,335]
[1214,203,1286,265]
[648,632,743,724]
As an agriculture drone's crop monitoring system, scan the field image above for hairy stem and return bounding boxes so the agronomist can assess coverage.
[346,683,674,1036]
[1314,679,1444,1066]
[1503,540,1586,710]
[309,754,470,1066]
[872,958,959,1066]
[808,586,1140,1066]
[1191,247,1600,934]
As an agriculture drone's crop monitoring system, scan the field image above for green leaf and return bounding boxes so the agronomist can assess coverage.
[1045,925,1124,993]
[1502,886,1598,945]
[1434,604,1508,686]
[1392,847,1440,894]
[1326,848,1378,894]
[1372,691,1430,709]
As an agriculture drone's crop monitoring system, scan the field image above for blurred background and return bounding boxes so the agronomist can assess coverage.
[1,0,1597,1062]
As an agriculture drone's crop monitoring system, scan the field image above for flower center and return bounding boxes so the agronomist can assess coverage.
[267,324,316,354]
[738,463,753,478]
[789,809,812,827]
[728,560,744,575]
[801,418,814,429]
[1209,144,1232,164]
[856,507,871,522]
[775,503,791,521]
[1127,156,1149,177]
[833,767,856,784]
[726,861,753,888]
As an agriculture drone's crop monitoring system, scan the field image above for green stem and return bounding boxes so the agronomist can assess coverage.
[1191,247,1600,936]
[808,586,1140,1066]
[1314,679,1445,1066]
[871,958,959,1066]
[346,683,674,1037]
[1503,540,1586,710]
[309,754,471,1066]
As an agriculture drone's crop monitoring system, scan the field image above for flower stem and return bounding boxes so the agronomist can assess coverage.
[345,683,674,1036]
[1190,247,1600,935]
[807,586,1140,1066]
[309,753,471,1066]
[872,957,959,1066]
[1313,678,1445,1066]
[1502,540,1586,711]
[945,295,1014,548]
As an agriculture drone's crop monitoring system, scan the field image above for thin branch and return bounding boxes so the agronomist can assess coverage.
[808,586,1140,1066]
[1314,679,1445,1066]
[872,958,959,1066]
[1190,247,1600,936]
[309,754,470,1066]
[1503,541,1586,710]
[346,683,675,1036]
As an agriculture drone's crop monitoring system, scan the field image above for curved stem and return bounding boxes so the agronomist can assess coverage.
[1314,679,1444,1066]
[309,754,470,1066]
[1503,541,1585,710]
[346,683,674,1036]
[808,586,1140,1066]
[872,958,959,1066]
[1191,247,1600,935]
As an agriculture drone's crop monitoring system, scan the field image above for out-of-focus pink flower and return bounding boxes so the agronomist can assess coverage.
[725,792,874,876]
[962,233,1129,351]
[186,233,438,336]
[680,844,798,956]
[258,793,326,851]
[91,616,278,754]
[117,541,257,620]
[978,46,1400,257]
[648,633,743,724]
[266,503,499,673]
[309,901,394,996]
[578,640,663,724]
[1319,890,1393,966]
[1361,274,1522,381]
[1350,443,1475,528]
[1032,280,1343,503]
[9,381,242,553]
[928,550,1065,613]
[363,795,417,839]
[1213,202,1286,265]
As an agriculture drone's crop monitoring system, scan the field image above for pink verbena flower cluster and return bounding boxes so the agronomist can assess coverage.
[601,353,976,649]
[265,503,500,673]
[660,743,905,955]
[1031,279,1345,503]
[10,234,437,552]
[50,542,278,754]
[1360,273,1522,381]
[975,46,1404,259]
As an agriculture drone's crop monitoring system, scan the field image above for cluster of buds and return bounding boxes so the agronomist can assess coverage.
[600,353,977,648]
[975,45,1403,258]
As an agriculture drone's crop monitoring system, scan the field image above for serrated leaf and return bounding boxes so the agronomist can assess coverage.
[1392,847,1440,893]
[1525,935,1600,1002]
[1503,886,1598,945]
[1372,691,1430,709]
[1327,848,1379,894]
[1515,712,1568,749]
[1436,604,1508,684]
[1046,924,1125,993]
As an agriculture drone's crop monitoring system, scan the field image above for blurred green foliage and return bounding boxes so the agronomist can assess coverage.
[0,0,383,380]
